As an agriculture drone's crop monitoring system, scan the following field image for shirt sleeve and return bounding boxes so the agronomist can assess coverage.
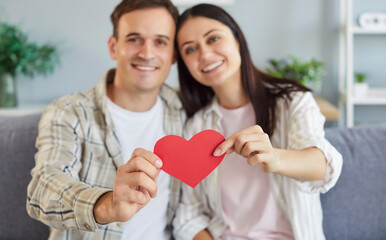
[173,115,226,240]
[26,100,110,231]
[287,92,343,193]
[172,118,208,240]
[173,182,211,240]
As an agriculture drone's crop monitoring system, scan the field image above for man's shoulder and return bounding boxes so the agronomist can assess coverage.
[52,87,97,108]
[159,84,182,110]
[43,84,102,119]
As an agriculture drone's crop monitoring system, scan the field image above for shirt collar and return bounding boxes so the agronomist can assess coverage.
[94,69,112,118]
[203,96,223,120]
[159,84,183,110]
[94,68,183,119]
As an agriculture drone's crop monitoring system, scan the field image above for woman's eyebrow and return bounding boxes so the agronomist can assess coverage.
[180,29,222,48]
[203,29,221,37]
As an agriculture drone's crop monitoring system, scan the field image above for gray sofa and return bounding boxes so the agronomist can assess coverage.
[0,113,385,240]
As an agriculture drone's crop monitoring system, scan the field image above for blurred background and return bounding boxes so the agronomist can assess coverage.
[1,0,385,126]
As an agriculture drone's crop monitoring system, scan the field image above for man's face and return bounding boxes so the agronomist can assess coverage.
[108,7,176,95]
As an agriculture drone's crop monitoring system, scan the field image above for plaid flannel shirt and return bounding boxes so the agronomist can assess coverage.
[27,69,186,239]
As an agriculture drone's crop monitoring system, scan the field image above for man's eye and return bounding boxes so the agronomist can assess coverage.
[208,36,220,44]
[127,38,138,43]
[156,39,167,46]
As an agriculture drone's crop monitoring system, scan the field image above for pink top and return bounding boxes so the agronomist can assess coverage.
[219,102,293,240]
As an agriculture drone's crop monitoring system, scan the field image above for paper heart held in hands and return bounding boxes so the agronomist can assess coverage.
[154,130,225,188]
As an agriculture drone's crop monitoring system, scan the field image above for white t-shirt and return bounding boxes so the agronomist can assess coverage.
[107,96,171,240]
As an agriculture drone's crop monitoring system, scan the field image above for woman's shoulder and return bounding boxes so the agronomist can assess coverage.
[278,91,317,112]
[184,103,218,138]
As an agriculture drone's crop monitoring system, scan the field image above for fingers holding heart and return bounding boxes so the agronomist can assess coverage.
[215,125,279,172]
[119,183,151,206]
[115,167,156,201]
[216,125,272,156]
[234,134,270,157]
[154,130,225,188]
[215,125,265,156]
[104,148,163,222]
[131,148,163,169]
[114,148,161,206]
[124,156,160,181]
[128,171,158,198]
[122,157,159,196]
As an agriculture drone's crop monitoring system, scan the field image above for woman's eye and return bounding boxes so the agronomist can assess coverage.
[185,47,196,55]
[208,36,220,44]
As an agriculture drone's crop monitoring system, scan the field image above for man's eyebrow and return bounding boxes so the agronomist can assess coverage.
[157,34,170,41]
[125,32,140,38]
[125,33,170,41]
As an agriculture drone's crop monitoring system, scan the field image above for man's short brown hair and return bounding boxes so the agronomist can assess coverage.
[110,0,179,38]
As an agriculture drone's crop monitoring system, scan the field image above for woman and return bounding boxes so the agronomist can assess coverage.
[173,4,342,240]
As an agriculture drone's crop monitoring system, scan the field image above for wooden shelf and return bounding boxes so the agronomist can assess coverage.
[339,0,386,127]
[351,25,386,35]
[315,97,339,121]
[351,88,386,105]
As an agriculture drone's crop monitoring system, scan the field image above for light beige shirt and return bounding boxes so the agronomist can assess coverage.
[173,92,343,240]
[27,69,186,240]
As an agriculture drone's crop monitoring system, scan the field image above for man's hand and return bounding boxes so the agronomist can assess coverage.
[94,148,163,224]
[193,230,214,240]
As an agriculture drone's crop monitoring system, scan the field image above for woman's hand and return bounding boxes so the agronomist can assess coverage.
[214,125,327,181]
[214,125,282,174]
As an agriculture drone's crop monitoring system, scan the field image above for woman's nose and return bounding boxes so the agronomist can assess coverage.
[199,45,212,62]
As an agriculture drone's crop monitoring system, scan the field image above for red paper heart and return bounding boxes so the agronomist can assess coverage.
[154,130,225,188]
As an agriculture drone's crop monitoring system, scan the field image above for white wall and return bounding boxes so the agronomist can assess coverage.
[1,0,342,105]
[16,0,386,122]
[1,0,121,103]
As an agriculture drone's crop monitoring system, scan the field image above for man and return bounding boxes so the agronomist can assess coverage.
[26,0,185,239]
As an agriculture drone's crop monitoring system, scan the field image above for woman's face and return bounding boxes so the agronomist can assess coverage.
[177,16,242,89]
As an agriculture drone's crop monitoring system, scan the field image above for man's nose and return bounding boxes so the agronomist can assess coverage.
[138,41,154,59]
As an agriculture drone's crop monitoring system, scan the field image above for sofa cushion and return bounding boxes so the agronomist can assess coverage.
[0,113,49,240]
[1,112,385,240]
[323,124,386,239]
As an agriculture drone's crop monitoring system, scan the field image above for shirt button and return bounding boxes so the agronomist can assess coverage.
[62,224,67,229]
[84,223,92,231]
[97,156,103,161]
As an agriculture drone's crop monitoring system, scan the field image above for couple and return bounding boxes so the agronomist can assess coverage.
[26,0,342,240]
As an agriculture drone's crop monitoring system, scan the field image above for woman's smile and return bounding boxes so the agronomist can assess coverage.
[201,60,224,73]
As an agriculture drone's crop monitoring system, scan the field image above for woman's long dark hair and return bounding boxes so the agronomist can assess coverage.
[176,4,311,137]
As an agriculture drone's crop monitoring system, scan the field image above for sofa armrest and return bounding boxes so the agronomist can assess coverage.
[0,113,50,240]
[322,124,386,239]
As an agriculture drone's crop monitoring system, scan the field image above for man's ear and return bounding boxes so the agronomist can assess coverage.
[107,35,117,60]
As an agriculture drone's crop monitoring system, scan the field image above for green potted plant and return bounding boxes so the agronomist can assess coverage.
[354,72,368,97]
[0,22,59,107]
[265,55,325,92]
